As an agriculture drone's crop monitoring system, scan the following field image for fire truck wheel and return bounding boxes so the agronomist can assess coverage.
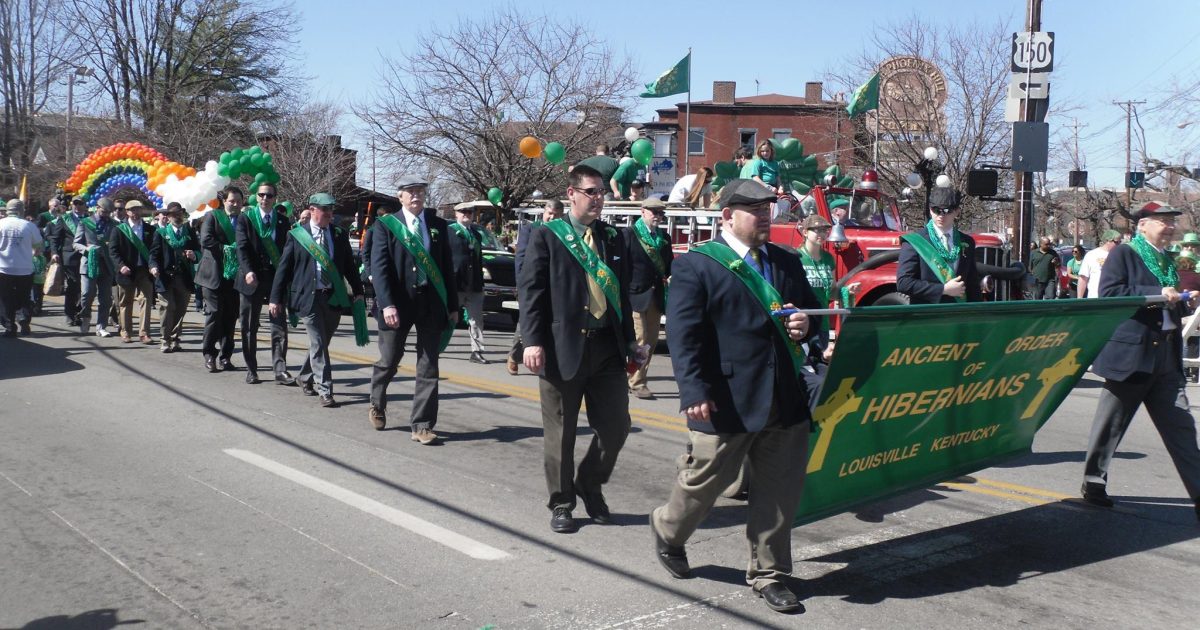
[872,292,911,306]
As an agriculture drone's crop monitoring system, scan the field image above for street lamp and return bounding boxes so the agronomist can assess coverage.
[906,146,947,213]
[65,66,94,162]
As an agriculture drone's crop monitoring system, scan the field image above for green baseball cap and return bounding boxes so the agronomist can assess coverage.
[1100,229,1122,243]
[307,192,335,207]
[1181,232,1200,245]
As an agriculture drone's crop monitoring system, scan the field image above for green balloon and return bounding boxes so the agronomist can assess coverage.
[219,151,231,164]
[249,145,263,155]
[802,155,818,168]
[487,187,503,205]
[231,148,244,161]
[837,175,855,188]
[823,164,841,178]
[543,142,565,165]
[250,154,265,168]
[782,138,801,160]
[217,164,229,178]
[631,138,653,166]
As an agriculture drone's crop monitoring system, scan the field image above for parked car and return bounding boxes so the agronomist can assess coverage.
[478,227,517,322]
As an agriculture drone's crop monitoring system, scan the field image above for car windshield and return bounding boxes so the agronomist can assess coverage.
[478,226,503,250]
[784,191,899,230]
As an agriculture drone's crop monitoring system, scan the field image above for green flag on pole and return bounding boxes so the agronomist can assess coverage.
[639,53,690,98]
[846,72,881,117]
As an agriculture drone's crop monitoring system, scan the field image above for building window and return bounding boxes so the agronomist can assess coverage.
[687,128,705,155]
[653,133,675,158]
[772,129,792,141]
[739,129,757,150]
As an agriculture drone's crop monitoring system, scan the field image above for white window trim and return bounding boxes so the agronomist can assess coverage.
[688,127,706,155]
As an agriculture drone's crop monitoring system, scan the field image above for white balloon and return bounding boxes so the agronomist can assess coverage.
[624,127,639,143]
[935,174,952,188]
[204,160,219,173]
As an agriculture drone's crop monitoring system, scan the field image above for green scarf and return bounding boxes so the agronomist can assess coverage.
[450,222,481,256]
[80,217,109,279]
[633,217,669,307]
[1129,234,1179,289]
[212,209,238,280]
[288,225,369,347]
[923,219,963,263]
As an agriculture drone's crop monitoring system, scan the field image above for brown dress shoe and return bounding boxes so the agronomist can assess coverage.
[632,386,655,400]
[369,406,386,431]
[506,358,519,376]
[411,428,440,445]
[121,334,133,343]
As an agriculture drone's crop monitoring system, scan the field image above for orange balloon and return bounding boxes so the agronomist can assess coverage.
[208,199,220,208]
[518,136,541,159]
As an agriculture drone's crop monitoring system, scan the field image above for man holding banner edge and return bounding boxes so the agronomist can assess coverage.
[650,178,820,614]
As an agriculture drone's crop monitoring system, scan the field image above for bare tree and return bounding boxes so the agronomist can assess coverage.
[825,15,1011,228]
[0,0,81,193]
[259,100,358,206]
[356,7,638,210]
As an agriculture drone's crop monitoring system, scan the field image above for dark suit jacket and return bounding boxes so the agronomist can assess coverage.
[270,221,364,316]
[448,222,485,293]
[667,237,822,433]
[513,222,536,278]
[1092,243,1185,381]
[369,209,459,326]
[235,209,292,297]
[51,212,87,267]
[896,227,983,304]
[196,210,237,291]
[518,218,635,382]
[621,224,673,313]
[108,221,155,286]
[149,223,200,291]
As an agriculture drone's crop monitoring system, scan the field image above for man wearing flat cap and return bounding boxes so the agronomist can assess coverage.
[622,196,672,399]
[449,200,490,364]
[1080,201,1200,522]
[270,192,364,408]
[649,178,821,614]
[369,176,459,439]
[110,199,157,343]
[896,187,983,304]
[519,164,637,534]
[150,202,200,352]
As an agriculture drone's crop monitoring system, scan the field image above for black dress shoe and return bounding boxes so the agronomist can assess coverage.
[301,382,317,396]
[1081,482,1115,508]
[19,321,31,335]
[275,371,297,386]
[469,351,490,364]
[320,394,338,408]
[204,357,219,373]
[576,488,612,524]
[757,582,802,613]
[1193,498,1199,523]
[219,357,234,371]
[245,370,260,384]
[652,522,691,579]
[550,507,577,533]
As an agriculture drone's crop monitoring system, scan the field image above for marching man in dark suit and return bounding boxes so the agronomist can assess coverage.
[449,200,489,364]
[270,193,364,408]
[110,199,156,344]
[896,187,983,304]
[1081,202,1200,521]
[650,179,821,614]
[73,196,118,337]
[149,202,199,352]
[50,197,89,326]
[237,182,293,385]
[369,176,459,440]
[507,199,565,376]
[197,186,245,372]
[622,196,672,400]
[519,164,640,534]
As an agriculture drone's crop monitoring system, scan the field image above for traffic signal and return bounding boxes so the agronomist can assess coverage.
[967,169,999,197]
[1068,170,1088,188]
[1126,171,1145,189]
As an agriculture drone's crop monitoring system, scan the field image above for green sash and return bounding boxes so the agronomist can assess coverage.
[115,223,152,265]
[544,219,623,322]
[377,214,454,351]
[288,226,369,347]
[61,213,81,236]
[80,217,110,279]
[633,218,669,307]
[450,222,481,256]
[692,241,806,378]
[245,209,281,267]
[900,231,965,303]
[212,210,238,280]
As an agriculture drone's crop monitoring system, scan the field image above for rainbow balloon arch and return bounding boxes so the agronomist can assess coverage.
[63,142,282,217]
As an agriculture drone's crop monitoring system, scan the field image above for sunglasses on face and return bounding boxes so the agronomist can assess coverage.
[257,192,275,199]
[573,186,604,198]
[810,226,832,233]
[931,207,956,216]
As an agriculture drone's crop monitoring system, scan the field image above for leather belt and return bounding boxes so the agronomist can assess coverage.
[581,327,612,338]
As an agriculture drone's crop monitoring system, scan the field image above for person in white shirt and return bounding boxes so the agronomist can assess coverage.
[1078,229,1122,298]
[668,167,714,207]
[0,199,44,336]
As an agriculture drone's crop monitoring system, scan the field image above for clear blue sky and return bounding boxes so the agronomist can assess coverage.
[294,0,1200,189]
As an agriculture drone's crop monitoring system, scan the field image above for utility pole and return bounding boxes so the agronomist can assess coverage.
[1012,0,1042,265]
[1113,99,1146,230]
[1068,118,1087,244]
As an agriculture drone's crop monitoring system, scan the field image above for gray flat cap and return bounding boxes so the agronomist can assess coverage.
[395,175,429,190]
[718,179,776,208]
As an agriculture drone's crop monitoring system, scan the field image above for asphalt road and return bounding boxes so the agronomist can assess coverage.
[2,299,1198,629]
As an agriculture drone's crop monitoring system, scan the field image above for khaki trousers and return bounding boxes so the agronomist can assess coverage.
[117,267,155,337]
[652,420,810,589]
[627,300,662,390]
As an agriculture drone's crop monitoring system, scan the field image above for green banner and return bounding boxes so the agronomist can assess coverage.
[796,297,1145,525]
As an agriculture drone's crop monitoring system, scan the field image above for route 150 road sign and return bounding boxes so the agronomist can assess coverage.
[1012,31,1054,72]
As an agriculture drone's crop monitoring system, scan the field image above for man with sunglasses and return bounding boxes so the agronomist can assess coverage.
[236,182,293,385]
[519,164,638,534]
[622,196,672,399]
[1081,202,1200,522]
[896,187,983,304]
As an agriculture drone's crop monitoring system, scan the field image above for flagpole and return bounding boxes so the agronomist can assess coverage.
[683,48,692,176]
[872,114,879,168]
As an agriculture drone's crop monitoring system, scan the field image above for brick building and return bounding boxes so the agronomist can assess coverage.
[642,81,848,192]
